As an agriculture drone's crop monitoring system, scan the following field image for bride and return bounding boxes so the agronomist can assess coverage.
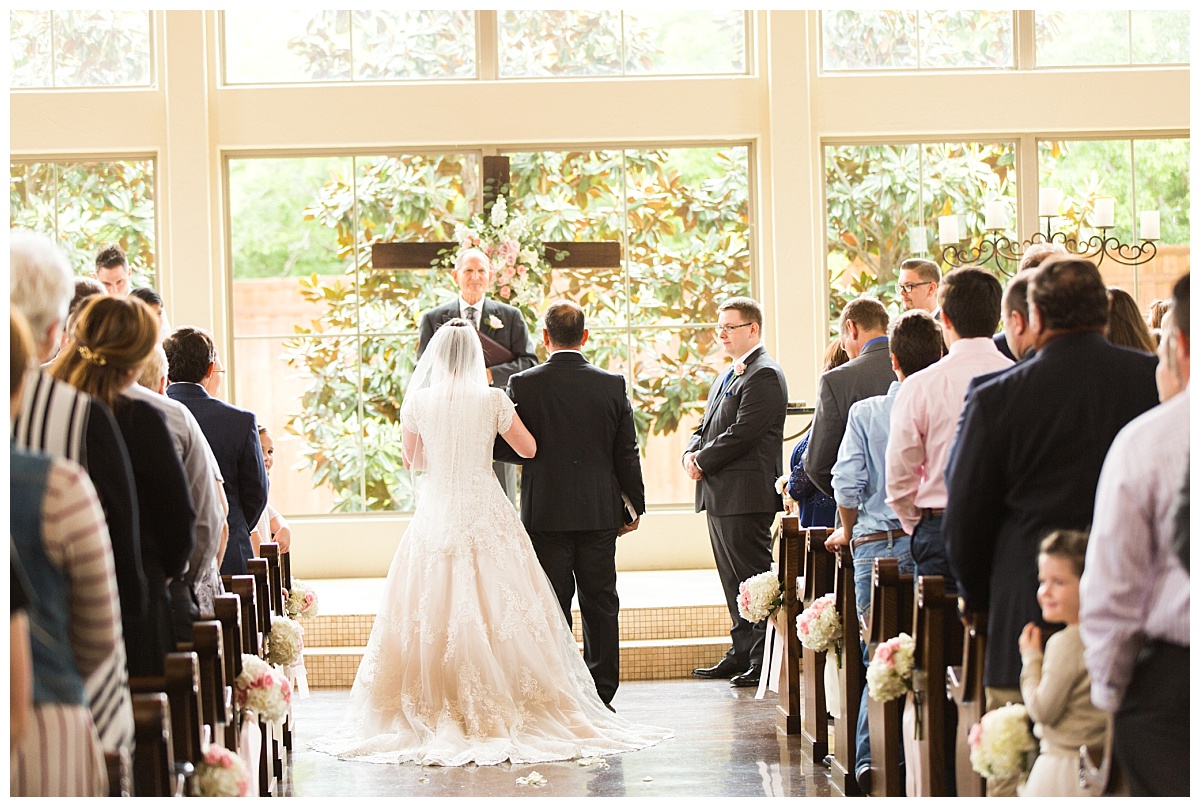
[310,319,671,767]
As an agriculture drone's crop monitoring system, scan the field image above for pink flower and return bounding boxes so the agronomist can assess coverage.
[968,722,983,749]
[734,361,746,376]
[517,265,527,275]
[503,266,516,280]
[500,285,511,299]
[876,643,894,664]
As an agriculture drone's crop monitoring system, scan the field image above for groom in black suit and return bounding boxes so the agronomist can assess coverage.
[418,248,538,500]
[496,301,645,708]
[685,297,788,687]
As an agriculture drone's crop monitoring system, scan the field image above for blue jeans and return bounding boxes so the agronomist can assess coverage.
[852,534,914,774]
[910,514,957,595]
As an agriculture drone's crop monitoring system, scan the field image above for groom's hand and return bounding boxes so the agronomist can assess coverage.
[618,517,640,536]
[682,452,703,480]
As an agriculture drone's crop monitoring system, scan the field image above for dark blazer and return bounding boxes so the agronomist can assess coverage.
[498,352,644,532]
[112,396,196,675]
[418,297,538,388]
[166,383,267,576]
[993,332,1016,362]
[802,338,896,497]
[685,348,788,516]
[944,332,1158,688]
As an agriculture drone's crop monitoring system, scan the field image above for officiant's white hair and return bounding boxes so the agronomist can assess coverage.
[454,247,493,274]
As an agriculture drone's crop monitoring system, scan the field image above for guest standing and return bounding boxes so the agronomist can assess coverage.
[686,297,788,688]
[250,425,293,556]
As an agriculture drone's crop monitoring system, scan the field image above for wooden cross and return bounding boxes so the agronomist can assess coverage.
[371,155,621,272]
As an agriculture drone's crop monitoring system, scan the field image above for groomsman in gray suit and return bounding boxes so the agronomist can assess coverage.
[418,248,538,501]
[685,297,788,687]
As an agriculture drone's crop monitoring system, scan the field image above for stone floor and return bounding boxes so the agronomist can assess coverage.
[288,678,833,797]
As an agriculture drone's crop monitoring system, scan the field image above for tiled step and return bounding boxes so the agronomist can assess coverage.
[303,635,734,689]
[302,604,733,649]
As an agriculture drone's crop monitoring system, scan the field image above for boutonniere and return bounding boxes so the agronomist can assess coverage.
[488,315,503,329]
[734,361,746,377]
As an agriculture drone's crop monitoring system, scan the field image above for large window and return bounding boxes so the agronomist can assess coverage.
[221,10,476,84]
[821,10,1014,71]
[1037,137,1190,306]
[498,11,747,77]
[227,145,751,515]
[824,141,1016,325]
[9,10,153,89]
[9,158,157,286]
[1035,11,1190,67]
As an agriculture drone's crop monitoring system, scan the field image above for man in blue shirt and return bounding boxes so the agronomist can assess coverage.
[828,309,944,794]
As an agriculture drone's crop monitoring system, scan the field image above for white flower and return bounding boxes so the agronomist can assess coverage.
[516,771,546,787]
[797,594,842,653]
[193,744,251,796]
[519,247,539,267]
[266,615,304,668]
[866,633,916,702]
[506,213,528,238]
[969,703,1037,781]
[285,579,319,619]
[577,756,609,769]
[236,654,292,724]
[488,315,503,329]
[737,570,781,623]
[490,195,508,227]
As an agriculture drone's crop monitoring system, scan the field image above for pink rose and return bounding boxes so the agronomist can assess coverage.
[500,285,511,299]
[968,722,983,748]
[503,266,516,280]
[876,643,894,664]
[734,361,746,376]
[517,265,527,275]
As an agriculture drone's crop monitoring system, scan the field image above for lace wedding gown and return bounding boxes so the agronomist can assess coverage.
[310,386,671,766]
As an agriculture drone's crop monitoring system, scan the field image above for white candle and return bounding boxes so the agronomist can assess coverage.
[1039,188,1060,217]
[938,215,960,245]
[1093,196,1115,229]
[1140,211,1160,240]
[984,201,1008,231]
[909,226,928,254]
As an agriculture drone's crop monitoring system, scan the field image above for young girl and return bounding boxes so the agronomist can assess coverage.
[249,425,291,556]
[1018,529,1109,796]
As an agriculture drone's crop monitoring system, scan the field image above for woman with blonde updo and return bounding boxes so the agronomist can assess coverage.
[51,296,196,677]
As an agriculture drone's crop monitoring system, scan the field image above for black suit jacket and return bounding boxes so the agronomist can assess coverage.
[944,332,1158,688]
[498,352,644,533]
[685,348,788,517]
[802,339,896,497]
[417,298,538,388]
[166,383,267,576]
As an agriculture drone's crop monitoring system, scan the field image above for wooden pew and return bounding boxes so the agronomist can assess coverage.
[188,620,233,749]
[214,593,245,750]
[105,748,131,797]
[260,542,294,757]
[223,575,261,656]
[248,556,289,782]
[864,558,913,797]
[828,544,864,796]
[246,558,275,644]
[131,692,180,796]
[775,515,803,735]
[281,549,293,595]
[904,575,962,797]
[799,527,833,761]
[129,651,206,782]
[947,612,987,798]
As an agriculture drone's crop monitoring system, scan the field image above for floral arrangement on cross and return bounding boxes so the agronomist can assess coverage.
[439,191,556,327]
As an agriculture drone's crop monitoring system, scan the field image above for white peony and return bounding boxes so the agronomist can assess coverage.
[266,615,304,668]
[969,703,1037,781]
[236,654,292,724]
[737,570,782,623]
[796,593,842,653]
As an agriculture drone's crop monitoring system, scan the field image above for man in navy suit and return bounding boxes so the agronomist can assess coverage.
[164,327,268,576]
[418,248,538,501]
[685,297,788,687]
[496,301,644,708]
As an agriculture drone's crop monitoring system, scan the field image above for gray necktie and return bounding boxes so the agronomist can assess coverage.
[465,307,479,329]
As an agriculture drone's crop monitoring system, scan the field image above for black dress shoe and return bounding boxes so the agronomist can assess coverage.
[692,655,746,679]
[604,702,616,713]
[855,766,872,794]
[730,667,761,687]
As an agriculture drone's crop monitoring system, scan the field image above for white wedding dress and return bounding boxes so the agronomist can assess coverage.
[310,385,671,767]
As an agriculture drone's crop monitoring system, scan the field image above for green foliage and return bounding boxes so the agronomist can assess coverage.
[10,159,156,286]
[822,10,1017,70]
[9,10,150,88]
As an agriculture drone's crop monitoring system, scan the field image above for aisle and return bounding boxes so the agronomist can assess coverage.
[288,678,833,797]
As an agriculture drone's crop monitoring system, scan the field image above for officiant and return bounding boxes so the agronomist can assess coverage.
[417,247,539,502]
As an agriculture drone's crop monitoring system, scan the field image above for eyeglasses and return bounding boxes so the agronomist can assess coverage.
[898,281,934,294]
[714,323,753,336]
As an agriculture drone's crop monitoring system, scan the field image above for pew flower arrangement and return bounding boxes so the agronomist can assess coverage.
[283,579,319,619]
[236,654,292,725]
[866,632,915,702]
[193,743,251,797]
[969,703,1037,783]
[796,594,843,664]
[441,192,552,315]
[737,570,782,623]
[266,614,304,668]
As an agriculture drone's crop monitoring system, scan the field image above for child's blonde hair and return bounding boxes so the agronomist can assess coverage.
[1039,529,1089,578]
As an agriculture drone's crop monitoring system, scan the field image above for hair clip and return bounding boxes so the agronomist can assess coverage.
[78,345,108,366]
